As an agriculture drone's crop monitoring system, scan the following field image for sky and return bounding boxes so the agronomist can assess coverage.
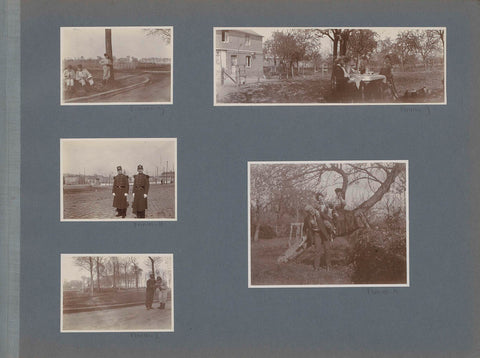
[61,139,176,177]
[249,27,442,57]
[61,27,172,59]
[62,254,172,282]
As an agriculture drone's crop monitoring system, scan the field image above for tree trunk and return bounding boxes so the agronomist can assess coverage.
[96,260,101,292]
[149,257,155,276]
[105,29,114,80]
[89,258,94,296]
[253,223,260,242]
[356,163,403,212]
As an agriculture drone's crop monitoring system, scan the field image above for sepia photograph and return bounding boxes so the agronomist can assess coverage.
[214,27,445,105]
[248,160,408,287]
[61,254,173,332]
[61,27,172,105]
[60,138,176,221]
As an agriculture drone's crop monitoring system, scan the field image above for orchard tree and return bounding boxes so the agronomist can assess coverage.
[406,30,440,70]
[347,29,377,66]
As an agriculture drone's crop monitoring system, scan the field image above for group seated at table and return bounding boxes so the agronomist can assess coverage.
[332,55,398,102]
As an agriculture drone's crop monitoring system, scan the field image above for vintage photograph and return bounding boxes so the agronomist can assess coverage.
[248,161,409,287]
[60,138,177,221]
[61,27,172,105]
[61,254,173,332]
[214,27,445,105]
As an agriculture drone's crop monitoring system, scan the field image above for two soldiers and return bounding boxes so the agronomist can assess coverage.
[112,164,150,219]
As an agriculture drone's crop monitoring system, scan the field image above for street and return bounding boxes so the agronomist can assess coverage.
[63,183,175,220]
[83,72,171,103]
[62,301,172,331]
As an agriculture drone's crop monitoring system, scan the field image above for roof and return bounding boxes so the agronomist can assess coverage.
[220,29,263,37]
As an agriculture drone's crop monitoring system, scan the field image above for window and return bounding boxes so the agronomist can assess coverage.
[246,55,251,68]
[245,34,250,46]
[221,30,228,43]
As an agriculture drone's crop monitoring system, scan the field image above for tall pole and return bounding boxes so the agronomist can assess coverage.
[105,29,114,80]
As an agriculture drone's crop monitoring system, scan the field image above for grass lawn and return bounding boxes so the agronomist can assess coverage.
[63,288,172,309]
[217,70,445,104]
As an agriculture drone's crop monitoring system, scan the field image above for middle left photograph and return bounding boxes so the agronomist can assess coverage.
[60,138,177,222]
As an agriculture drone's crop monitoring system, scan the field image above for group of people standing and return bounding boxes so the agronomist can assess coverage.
[303,188,347,271]
[112,164,150,219]
[145,274,169,310]
[63,53,113,96]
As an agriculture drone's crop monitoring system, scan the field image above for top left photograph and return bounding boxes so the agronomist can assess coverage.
[60,26,173,105]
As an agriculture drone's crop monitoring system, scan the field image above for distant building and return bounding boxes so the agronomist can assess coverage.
[215,29,264,85]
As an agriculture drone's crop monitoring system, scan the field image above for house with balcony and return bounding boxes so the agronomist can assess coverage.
[215,29,264,85]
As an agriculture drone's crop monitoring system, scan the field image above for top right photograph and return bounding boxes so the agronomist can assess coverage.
[214,27,446,105]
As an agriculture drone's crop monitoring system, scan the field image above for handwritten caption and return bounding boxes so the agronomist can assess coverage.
[130,332,163,339]
[400,106,431,115]
[133,222,165,228]
[366,288,399,296]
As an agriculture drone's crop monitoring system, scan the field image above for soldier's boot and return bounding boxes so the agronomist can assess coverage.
[115,209,122,217]
[161,303,165,309]
[122,209,126,218]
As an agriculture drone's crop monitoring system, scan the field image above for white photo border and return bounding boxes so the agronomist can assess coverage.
[213,27,446,106]
[59,138,178,222]
[60,253,174,333]
[247,159,410,288]
[60,26,174,106]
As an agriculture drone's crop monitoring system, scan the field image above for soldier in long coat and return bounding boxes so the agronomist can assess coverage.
[132,164,150,218]
[112,166,129,218]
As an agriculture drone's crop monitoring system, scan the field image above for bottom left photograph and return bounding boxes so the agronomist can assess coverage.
[61,253,174,332]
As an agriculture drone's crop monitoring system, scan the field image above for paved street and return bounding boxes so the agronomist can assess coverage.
[62,301,172,331]
[63,184,175,220]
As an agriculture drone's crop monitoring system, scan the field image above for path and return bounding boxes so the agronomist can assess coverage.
[62,302,172,331]
[83,73,171,103]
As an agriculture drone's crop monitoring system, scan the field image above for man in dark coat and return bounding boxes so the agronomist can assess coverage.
[112,166,129,218]
[333,56,356,101]
[145,274,156,310]
[303,205,331,271]
[132,164,150,218]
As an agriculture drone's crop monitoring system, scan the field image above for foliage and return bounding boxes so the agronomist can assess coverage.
[348,228,406,284]
[347,29,377,65]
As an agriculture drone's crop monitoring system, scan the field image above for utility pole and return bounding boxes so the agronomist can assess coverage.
[105,29,114,80]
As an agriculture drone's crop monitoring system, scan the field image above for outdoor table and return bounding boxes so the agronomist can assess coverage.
[350,73,387,101]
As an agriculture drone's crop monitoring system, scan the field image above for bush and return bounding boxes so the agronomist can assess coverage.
[348,228,407,284]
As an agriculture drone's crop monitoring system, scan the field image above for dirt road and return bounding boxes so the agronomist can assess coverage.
[62,302,172,331]
[83,72,171,103]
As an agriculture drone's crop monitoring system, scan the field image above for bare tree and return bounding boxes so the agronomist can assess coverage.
[250,162,406,238]
[130,257,142,289]
[94,257,106,292]
[143,28,171,44]
[74,257,94,296]
[406,30,440,70]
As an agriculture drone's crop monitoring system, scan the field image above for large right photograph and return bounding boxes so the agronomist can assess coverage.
[214,27,445,105]
[248,160,409,287]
